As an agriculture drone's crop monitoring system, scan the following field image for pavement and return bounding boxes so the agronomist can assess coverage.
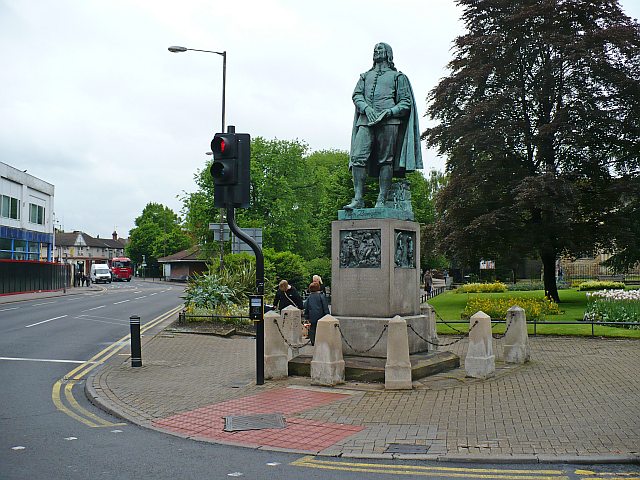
[3,287,639,463]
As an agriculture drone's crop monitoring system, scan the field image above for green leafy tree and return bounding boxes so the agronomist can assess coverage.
[127,203,192,272]
[425,0,640,301]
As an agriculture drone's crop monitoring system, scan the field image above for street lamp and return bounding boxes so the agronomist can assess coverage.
[168,45,226,133]
[169,44,228,269]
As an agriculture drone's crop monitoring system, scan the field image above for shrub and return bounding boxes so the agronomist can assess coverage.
[462,296,561,321]
[456,282,508,294]
[183,273,236,310]
[264,249,309,292]
[577,280,625,291]
[306,257,332,287]
[507,281,571,291]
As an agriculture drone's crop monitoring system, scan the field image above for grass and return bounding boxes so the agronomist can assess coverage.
[427,289,640,338]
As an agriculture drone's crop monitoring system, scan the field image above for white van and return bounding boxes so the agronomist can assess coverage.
[90,264,112,284]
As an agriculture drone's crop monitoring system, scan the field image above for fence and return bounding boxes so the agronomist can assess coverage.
[0,260,70,295]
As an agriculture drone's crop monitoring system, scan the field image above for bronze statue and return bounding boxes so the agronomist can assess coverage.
[344,43,423,210]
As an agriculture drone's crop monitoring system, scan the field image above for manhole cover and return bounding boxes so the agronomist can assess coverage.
[223,413,286,432]
[384,443,430,454]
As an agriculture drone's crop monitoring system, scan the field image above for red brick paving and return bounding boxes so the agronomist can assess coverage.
[152,387,364,452]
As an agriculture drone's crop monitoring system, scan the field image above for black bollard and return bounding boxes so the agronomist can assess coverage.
[130,315,142,367]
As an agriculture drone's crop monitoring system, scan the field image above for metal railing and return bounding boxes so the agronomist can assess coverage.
[433,318,640,337]
[420,286,446,303]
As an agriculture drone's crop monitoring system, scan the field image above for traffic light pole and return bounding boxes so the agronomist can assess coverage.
[226,206,264,385]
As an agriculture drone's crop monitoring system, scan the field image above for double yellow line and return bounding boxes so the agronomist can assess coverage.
[52,304,183,428]
[292,456,569,479]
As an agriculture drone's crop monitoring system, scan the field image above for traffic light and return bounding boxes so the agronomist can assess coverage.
[210,131,251,208]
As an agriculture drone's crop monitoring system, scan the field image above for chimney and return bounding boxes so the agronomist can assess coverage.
[112,231,118,241]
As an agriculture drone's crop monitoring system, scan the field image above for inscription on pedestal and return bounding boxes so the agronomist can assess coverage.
[394,230,415,268]
[339,229,381,268]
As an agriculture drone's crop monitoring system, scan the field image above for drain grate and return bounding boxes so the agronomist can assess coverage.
[223,413,286,432]
[384,443,430,454]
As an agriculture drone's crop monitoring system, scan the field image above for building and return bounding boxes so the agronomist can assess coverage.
[157,246,207,281]
[54,230,127,275]
[0,162,55,261]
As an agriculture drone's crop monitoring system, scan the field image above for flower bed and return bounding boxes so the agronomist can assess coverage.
[577,280,625,291]
[584,289,640,328]
[456,282,508,294]
[462,296,560,321]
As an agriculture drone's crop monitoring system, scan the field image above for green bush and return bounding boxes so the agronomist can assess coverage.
[264,248,309,292]
[577,280,625,291]
[306,257,332,287]
[183,273,236,310]
[507,281,571,291]
[456,282,508,293]
[223,252,276,294]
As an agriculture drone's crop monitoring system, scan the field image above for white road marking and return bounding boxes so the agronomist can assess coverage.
[84,305,106,312]
[32,301,56,306]
[25,315,68,328]
[133,296,147,300]
[227,473,243,477]
[64,437,77,441]
[149,293,158,296]
[113,299,130,304]
[11,446,26,451]
[111,429,123,433]
[0,307,19,312]
[266,462,281,466]
[0,356,96,364]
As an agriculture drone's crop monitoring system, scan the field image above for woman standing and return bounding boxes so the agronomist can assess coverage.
[304,282,330,346]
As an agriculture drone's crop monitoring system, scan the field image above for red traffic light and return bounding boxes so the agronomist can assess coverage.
[211,133,236,158]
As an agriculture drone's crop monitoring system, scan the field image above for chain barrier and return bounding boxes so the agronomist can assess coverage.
[407,320,479,347]
[491,316,514,339]
[335,323,388,354]
[434,310,468,334]
[272,318,312,349]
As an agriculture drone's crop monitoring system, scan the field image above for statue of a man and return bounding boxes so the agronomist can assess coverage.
[344,43,423,209]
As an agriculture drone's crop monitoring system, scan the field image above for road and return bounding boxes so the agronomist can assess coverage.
[1,279,638,479]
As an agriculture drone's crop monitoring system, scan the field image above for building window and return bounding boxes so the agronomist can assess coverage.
[1,195,20,220]
[29,204,45,225]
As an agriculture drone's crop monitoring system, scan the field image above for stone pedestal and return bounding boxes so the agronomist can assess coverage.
[281,305,304,359]
[385,316,412,390]
[420,303,439,352]
[503,305,530,364]
[264,310,288,379]
[465,311,495,379]
[331,217,420,318]
[310,316,345,386]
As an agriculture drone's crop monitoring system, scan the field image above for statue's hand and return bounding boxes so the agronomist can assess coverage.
[365,106,378,123]
[380,109,392,119]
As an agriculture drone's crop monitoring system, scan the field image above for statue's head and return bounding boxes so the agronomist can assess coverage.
[372,42,396,70]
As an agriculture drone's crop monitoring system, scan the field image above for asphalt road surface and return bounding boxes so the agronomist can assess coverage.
[1,279,637,479]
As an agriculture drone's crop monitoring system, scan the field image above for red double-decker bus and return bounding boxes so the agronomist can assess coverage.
[109,257,132,282]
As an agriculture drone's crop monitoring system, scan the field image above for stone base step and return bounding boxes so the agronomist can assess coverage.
[288,350,460,383]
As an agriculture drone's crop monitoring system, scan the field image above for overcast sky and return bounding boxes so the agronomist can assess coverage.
[2,1,639,239]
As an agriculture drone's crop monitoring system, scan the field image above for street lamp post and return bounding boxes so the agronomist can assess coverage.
[168,45,226,133]
[169,45,227,269]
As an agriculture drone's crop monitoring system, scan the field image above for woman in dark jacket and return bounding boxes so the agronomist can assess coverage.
[273,279,303,310]
[303,282,330,345]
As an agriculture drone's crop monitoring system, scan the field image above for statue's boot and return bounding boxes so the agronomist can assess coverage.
[375,165,392,208]
[343,166,366,209]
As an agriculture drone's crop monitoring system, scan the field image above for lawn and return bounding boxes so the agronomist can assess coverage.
[427,289,640,338]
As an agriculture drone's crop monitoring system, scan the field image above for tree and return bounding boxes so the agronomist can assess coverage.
[127,203,192,272]
[424,0,640,301]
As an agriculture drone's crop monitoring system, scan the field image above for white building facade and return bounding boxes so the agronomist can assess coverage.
[0,162,55,261]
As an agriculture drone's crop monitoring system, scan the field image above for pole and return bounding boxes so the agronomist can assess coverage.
[130,315,142,367]
[221,51,226,134]
[226,206,264,385]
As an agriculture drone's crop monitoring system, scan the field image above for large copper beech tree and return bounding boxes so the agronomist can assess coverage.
[424,0,640,301]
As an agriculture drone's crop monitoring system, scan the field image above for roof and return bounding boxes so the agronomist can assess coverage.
[55,231,127,249]
[157,246,206,263]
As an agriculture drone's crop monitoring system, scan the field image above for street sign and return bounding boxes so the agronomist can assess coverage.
[209,223,230,241]
[232,228,262,255]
